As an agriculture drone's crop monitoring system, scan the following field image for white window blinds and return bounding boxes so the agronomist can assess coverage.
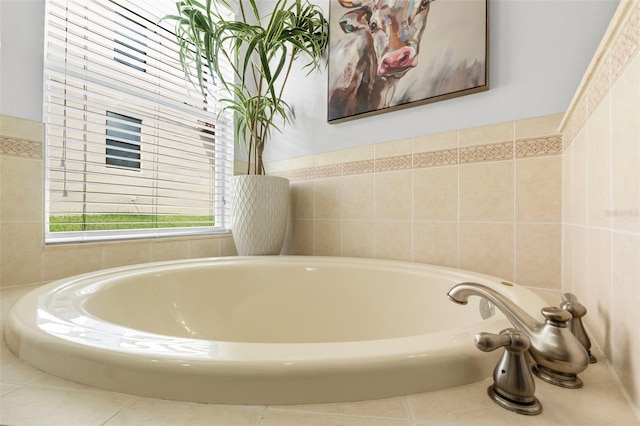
[44,0,234,243]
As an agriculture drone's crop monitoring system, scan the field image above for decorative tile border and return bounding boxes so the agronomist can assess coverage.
[315,164,342,179]
[275,167,315,181]
[279,136,561,182]
[563,97,587,149]
[375,154,412,173]
[343,159,374,175]
[515,136,563,158]
[611,3,640,82]
[561,1,640,147]
[459,141,513,164]
[413,149,457,168]
[0,137,43,159]
[588,52,611,114]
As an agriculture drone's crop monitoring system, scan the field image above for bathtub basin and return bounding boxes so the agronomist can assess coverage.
[4,256,548,404]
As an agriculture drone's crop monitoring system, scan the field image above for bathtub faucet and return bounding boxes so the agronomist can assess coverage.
[447,282,590,389]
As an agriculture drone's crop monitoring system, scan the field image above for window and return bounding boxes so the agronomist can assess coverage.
[106,112,141,170]
[44,0,234,243]
[113,11,148,72]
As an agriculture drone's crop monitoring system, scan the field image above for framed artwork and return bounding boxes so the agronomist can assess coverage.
[328,0,489,123]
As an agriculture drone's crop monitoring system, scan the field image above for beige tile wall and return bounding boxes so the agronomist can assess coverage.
[561,0,640,412]
[0,116,237,287]
[270,114,564,289]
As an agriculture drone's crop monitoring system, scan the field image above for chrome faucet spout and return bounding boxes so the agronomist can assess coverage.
[448,282,540,334]
[448,282,590,389]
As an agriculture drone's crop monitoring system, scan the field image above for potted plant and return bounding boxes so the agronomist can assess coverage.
[166,0,328,255]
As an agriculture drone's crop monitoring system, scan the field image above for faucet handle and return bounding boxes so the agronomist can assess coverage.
[474,331,513,352]
[560,293,597,363]
[540,306,572,326]
[474,328,542,415]
[562,292,580,304]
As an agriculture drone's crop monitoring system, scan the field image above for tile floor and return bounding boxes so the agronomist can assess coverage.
[1,284,639,426]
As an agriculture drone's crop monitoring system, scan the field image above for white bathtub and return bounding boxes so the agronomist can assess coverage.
[4,256,547,405]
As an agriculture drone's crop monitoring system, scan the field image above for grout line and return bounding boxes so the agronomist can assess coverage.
[560,141,568,293]
[410,140,415,263]
[263,406,413,423]
[456,129,461,269]
[566,222,640,237]
[607,54,617,383]
[584,108,593,318]
[604,359,640,421]
[0,383,24,398]
[312,176,316,256]
[373,148,378,259]
[100,396,137,426]
[402,395,417,424]
[510,122,517,284]
[340,157,344,257]
[255,405,268,426]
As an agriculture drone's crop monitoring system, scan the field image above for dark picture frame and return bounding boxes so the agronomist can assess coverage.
[328,0,489,123]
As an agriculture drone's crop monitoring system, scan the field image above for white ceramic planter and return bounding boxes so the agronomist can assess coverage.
[230,175,290,255]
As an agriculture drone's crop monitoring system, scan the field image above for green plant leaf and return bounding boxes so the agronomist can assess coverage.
[164,0,328,175]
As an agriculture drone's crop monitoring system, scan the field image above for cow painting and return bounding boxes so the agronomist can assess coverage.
[328,0,488,122]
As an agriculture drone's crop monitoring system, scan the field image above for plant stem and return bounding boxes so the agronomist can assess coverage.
[276,47,297,112]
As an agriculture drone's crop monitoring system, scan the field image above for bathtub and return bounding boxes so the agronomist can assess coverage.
[4,256,547,405]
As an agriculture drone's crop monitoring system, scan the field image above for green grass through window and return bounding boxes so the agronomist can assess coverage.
[50,214,215,232]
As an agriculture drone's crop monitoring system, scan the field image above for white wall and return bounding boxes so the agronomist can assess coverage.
[0,0,618,161]
[268,0,619,161]
[0,0,45,123]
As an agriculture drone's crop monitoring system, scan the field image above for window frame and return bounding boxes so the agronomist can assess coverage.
[43,0,234,244]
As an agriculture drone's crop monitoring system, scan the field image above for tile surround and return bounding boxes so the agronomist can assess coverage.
[412,221,458,267]
[459,141,513,163]
[611,51,640,233]
[413,166,457,221]
[516,156,562,223]
[459,222,514,281]
[560,0,640,142]
[458,120,514,147]
[276,133,563,183]
[342,220,374,258]
[560,0,640,413]
[413,148,457,168]
[374,221,412,261]
[275,114,564,286]
[343,174,374,220]
[375,171,412,221]
[0,116,45,144]
[0,137,43,159]
[611,2,640,81]
[459,161,514,222]
[515,136,563,158]
[515,224,562,289]
[314,177,342,219]
[314,220,342,256]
